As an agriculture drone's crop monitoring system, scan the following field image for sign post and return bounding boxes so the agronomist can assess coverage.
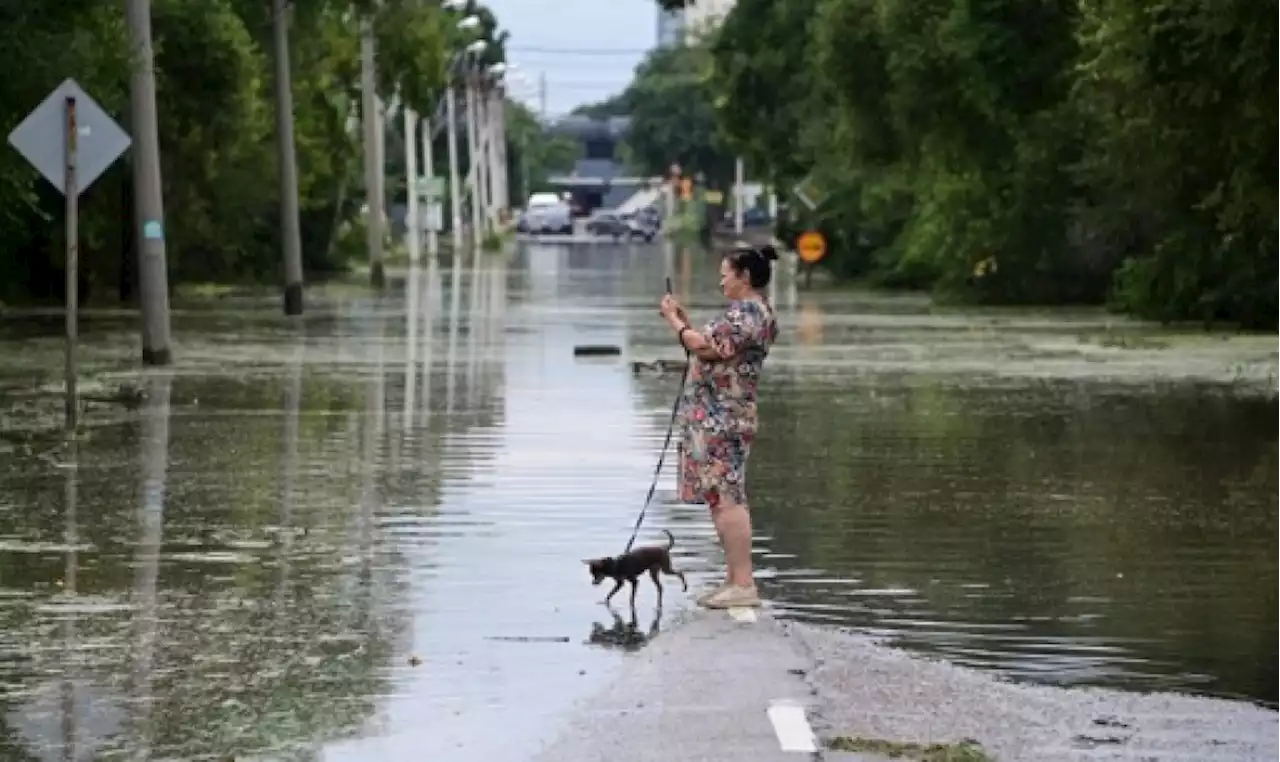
[795,230,827,290]
[64,96,78,431]
[8,79,132,432]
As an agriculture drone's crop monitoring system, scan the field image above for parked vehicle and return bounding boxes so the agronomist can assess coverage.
[722,206,772,228]
[585,210,655,242]
[517,192,574,235]
[633,205,663,231]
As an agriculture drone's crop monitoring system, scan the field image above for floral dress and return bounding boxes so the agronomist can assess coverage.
[677,297,779,508]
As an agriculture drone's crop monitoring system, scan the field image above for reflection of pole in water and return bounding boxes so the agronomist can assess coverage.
[445,248,463,417]
[465,248,483,408]
[662,240,675,295]
[768,248,778,304]
[679,246,693,301]
[419,256,440,431]
[59,439,79,762]
[786,252,798,310]
[277,329,305,612]
[128,371,173,757]
[358,309,386,606]
[384,290,403,472]
[486,264,504,358]
[403,264,421,432]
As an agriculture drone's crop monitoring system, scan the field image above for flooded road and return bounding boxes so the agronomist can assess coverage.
[1,242,1276,759]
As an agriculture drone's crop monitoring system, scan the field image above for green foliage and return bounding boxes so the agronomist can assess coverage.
[0,0,510,303]
[612,43,735,188]
[571,91,633,120]
[505,101,579,199]
[699,0,1277,328]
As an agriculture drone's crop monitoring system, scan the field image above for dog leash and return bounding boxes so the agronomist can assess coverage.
[623,353,690,554]
[624,273,690,554]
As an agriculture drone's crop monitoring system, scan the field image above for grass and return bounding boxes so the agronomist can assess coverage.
[827,736,992,761]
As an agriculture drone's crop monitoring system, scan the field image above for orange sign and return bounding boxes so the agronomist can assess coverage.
[796,230,827,263]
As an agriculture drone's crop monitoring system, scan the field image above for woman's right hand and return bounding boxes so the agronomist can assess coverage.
[660,294,688,325]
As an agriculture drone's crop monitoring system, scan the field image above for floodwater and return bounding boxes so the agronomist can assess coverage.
[0,242,1276,760]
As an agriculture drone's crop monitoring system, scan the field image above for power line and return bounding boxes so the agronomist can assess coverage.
[507,44,652,56]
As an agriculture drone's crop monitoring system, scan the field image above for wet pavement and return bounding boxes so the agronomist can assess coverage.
[0,241,1276,760]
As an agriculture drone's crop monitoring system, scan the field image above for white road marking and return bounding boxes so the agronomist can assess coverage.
[727,606,758,623]
[767,698,818,753]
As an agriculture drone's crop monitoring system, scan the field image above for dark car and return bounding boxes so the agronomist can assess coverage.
[723,206,772,228]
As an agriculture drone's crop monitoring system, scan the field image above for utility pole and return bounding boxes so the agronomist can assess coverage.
[404,106,420,263]
[272,0,304,315]
[445,85,464,254]
[483,85,498,229]
[474,80,492,237]
[473,83,488,231]
[125,0,173,365]
[360,15,385,288]
[491,85,507,217]
[733,156,744,235]
[465,73,483,251]
[421,112,438,258]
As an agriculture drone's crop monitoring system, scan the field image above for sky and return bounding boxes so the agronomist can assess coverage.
[483,0,658,119]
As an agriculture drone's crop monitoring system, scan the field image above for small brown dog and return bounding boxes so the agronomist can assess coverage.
[584,530,688,608]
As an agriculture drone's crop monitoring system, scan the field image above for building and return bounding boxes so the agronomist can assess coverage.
[680,0,732,42]
[543,115,660,214]
[656,7,685,48]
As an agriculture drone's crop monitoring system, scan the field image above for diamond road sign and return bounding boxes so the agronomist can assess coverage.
[7,78,131,196]
[792,172,829,212]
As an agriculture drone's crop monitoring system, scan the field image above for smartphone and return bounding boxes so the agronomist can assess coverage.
[665,276,673,295]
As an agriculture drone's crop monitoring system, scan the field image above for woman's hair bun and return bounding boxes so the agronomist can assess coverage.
[759,244,779,261]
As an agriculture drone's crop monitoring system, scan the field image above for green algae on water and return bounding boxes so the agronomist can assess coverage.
[827,735,993,761]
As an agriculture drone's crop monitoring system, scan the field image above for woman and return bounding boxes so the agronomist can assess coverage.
[659,244,780,609]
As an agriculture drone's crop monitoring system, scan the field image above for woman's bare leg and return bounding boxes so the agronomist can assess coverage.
[712,501,754,587]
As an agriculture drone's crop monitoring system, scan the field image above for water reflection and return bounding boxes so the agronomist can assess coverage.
[127,372,172,757]
[1,283,492,757]
[1,238,1274,760]
[587,606,664,652]
[753,379,1276,704]
[622,247,1277,706]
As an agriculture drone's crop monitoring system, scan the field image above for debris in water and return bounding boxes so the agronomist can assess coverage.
[573,345,620,357]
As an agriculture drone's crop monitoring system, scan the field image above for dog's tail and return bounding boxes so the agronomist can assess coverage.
[664,529,675,550]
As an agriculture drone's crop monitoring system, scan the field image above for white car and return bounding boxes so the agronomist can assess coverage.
[518,193,573,235]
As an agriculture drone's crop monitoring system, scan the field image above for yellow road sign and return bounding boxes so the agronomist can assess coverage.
[796,230,827,263]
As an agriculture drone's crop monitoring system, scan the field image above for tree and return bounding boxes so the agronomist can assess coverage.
[695,0,1277,326]
[619,43,735,188]
[506,101,579,200]
[1074,0,1277,328]
[707,0,820,188]
[0,0,499,304]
